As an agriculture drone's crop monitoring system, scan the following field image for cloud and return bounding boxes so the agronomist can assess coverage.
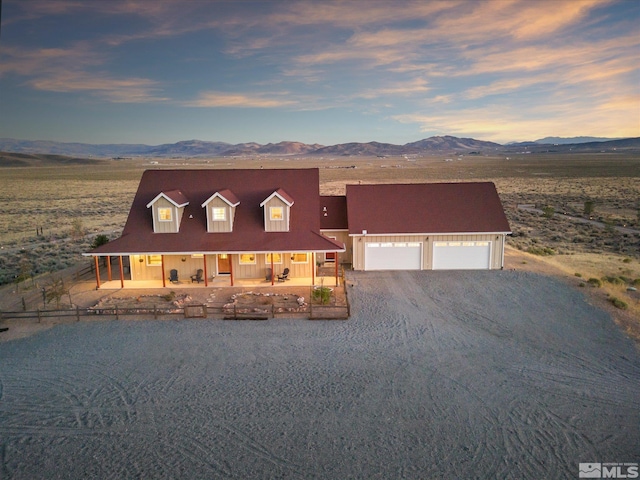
[392,91,640,143]
[0,44,167,103]
[184,91,297,108]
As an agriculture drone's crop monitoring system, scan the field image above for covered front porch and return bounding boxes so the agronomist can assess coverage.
[90,252,343,290]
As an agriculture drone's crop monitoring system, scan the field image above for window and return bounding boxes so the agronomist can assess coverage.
[146,255,162,266]
[291,253,308,263]
[270,206,284,221]
[212,207,226,221]
[158,208,172,221]
[239,253,256,264]
[265,253,283,264]
[191,254,204,258]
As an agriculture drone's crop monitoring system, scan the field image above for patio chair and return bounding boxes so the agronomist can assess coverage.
[190,269,203,283]
[169,269,179,284]
[277,268,290,282]
[265,268,273,282]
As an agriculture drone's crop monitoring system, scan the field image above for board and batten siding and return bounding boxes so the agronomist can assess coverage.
[320,230,351,265]
[129,254,217,282]
[263,197,290,232]
[151,197,184,233]
[352,234,506,270]
[232,253,312,279]
[205,197,236,233]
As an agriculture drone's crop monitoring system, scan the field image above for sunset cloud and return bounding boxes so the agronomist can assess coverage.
[0,0,637,143]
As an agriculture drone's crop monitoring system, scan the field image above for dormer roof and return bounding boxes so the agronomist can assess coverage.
[146,190,189,209]
[201,189,240,208]
[260,188,294,207]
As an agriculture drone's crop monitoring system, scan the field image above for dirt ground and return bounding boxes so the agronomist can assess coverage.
[0,270,637,478]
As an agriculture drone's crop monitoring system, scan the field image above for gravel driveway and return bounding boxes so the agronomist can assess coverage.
[0,270,638,479]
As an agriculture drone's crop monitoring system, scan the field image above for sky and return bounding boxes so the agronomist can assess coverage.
[0,0,638,146]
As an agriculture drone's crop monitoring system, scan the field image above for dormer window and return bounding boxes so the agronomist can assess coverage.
[212,207,226,221]
[146,190,189,233]
[270,206,284,221]
[260,189,294,232]
[202,189,239,233]
[158,208,172,222]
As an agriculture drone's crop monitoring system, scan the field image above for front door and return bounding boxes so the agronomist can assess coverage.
[217,254,231,274]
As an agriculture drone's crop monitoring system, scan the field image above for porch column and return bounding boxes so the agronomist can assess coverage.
[335,253,339,287]
[161,255,166,288]
[270,254,274,286]
[94,256,101,289]
[229,255,234,286]
[119,256,125,289]
[203,254,209,287]
[311,253,315,285]
[106,255,112,281]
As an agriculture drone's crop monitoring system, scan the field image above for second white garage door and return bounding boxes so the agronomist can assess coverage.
[365,242,422,270]
[432,241,491,270]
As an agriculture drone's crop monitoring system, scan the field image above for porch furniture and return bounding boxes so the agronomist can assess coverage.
[265,268,273,281]
[169,269,179,284]
[191,269,203,283]
[277,268,290,282]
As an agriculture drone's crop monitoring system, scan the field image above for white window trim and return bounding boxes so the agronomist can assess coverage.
[269,206,284,221]
[158,207,173,222]
[265,253,283,264]
[212,207,226,221]
[239,253,257,265]
[291,253,309,264]
[146,254,162,266]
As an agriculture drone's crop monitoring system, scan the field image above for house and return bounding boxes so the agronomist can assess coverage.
[86,168,511,288]
[86,168,345,288]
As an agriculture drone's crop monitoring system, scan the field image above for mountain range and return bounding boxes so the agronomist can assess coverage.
[0,135,637,158]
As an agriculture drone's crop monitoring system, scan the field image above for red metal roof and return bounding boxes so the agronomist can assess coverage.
[91,168,344,255]
[320,196,348,230]
[346,182,511,235]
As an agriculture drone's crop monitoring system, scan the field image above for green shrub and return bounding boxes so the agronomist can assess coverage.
[608,296,628,310]
[633,278,640,287]
[574,272,582,278]
[587,278,602,288]
[602,276,625,285]
[312,286,332,305]
[162,291,176,302]
[527,246,555,256]
[622,258,632,263]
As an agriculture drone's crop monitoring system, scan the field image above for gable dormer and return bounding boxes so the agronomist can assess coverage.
[146,190,189,233]
[201,189,240,233]
[260,188,294,232]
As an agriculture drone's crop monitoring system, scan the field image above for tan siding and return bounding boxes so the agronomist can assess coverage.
[130,255,163,281]
[320,230,351,265]
[206,197,233,233]
[152,197,178,233]
[263,197,290,232]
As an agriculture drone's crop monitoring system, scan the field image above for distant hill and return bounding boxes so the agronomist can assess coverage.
[0,135,638,158]
[534,136,621,145]
[0,151,106,167]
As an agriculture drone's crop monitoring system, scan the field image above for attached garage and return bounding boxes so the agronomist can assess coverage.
[364,242,422,270]
[346,183,512,271]
[432,241,491,270]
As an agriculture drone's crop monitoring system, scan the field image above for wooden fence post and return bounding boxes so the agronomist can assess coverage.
[37,308,41,323]
[115,305,119,320]
[154,305,158,319]
[76,306,80,322]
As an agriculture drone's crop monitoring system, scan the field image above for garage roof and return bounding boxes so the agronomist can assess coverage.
[346,182,511,235]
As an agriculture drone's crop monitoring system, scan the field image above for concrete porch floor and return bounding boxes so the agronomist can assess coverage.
[97,275,340,290]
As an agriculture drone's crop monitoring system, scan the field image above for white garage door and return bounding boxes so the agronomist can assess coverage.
[365,242,422,270]
[433,241,491,270]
